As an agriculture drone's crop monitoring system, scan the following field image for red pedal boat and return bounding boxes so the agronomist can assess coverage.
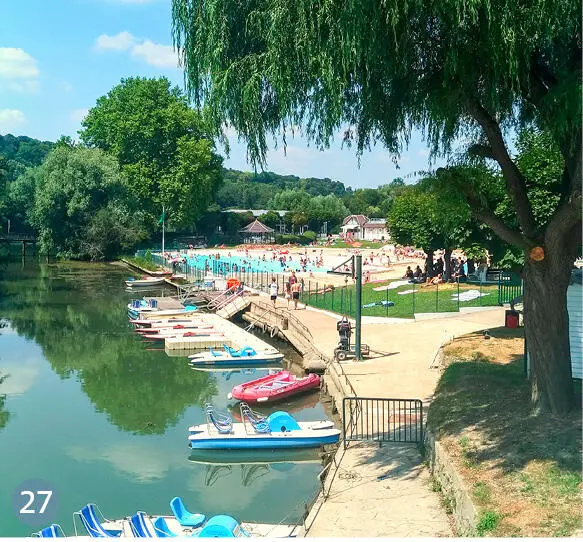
[229,371,320,404]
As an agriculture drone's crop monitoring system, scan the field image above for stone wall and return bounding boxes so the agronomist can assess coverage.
[425,429,478,536]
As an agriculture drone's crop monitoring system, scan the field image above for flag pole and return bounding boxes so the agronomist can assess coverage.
[161,204,165,257]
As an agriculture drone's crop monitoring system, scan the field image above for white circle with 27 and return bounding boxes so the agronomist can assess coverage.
[11,478,60,528]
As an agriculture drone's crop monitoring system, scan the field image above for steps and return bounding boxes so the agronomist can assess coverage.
[216,296,250,318]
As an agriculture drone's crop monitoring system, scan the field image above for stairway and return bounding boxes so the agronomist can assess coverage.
[216,296,251,319]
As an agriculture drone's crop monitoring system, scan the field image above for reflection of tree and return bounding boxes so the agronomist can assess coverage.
[0,373,9,430]
[0,261,217,434]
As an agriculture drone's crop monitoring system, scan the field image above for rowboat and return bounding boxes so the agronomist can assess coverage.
[228,370,320,404]
[125,277,166,287]
[189,345,283,365]
[129,315,200,326]
[188,403,340,450]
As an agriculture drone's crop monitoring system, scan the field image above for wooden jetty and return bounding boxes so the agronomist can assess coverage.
[164,313,275,352]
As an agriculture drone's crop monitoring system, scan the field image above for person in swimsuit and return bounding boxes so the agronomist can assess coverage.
[291,281,301,310]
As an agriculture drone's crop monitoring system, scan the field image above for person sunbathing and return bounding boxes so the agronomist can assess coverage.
[426,273,443,285]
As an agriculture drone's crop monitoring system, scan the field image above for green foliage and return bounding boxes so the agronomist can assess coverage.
[476,511,502,536]
[172,0,580,164]
[80,77,223,229]
[29,146,146,259]
[302,230,316,242]
[216,168,349,209]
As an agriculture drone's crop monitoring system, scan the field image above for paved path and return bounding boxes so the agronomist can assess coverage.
[272,298,505,537]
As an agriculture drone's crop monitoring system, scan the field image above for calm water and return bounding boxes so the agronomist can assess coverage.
[0,260,326,536]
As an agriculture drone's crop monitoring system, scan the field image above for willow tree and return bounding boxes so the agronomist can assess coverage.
[172,0,582,413]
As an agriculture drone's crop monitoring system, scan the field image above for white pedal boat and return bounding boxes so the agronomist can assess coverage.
[188,403,341,450]
[189,345,283,365]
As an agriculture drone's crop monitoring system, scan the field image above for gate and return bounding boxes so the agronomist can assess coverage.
[342,397,423,448]
[498,271,523,305]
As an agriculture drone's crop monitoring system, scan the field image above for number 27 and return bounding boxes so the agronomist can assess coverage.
[20,491,52,514]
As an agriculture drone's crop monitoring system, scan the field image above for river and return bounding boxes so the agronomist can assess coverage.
[0,260,327,536]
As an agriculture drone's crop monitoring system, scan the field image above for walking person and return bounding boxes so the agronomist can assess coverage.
[269,278,278,307]
[291,280,301,310]
[284,281,292,309]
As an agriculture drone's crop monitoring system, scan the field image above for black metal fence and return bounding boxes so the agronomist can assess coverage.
[342,397,423,447]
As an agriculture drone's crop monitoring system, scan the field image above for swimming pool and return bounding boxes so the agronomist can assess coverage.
[183,253,321,274]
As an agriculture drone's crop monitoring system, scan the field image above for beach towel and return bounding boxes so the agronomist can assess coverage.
[373,280,410,292]
[451,290,491,302]
[363,300,395,309]
[397,289,416,295]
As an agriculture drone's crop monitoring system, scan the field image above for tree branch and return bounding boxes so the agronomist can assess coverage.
[545,195,582,261]
[466,100,537,238]
[470,206,531,250]
[559,131,582,204]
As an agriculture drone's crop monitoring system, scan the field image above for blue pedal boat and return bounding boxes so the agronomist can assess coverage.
[188,403,341,450]
[189,345,283,365]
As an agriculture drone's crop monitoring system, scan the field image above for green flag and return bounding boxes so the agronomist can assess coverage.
[157,211,165,225]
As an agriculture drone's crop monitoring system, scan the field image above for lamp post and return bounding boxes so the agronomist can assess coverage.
[354,254,362,360]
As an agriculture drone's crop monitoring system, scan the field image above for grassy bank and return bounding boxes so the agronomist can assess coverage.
[123,256,162,273]
[301,279,499,318]
[427,327,582,536]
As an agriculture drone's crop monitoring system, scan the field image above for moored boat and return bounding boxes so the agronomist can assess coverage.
[34,497,299,538]
[125,276,166,287]
[188,403,340,450]
[228,370,320,403]
[189,345,283,365]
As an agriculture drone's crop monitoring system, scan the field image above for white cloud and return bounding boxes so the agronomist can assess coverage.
[70,108,90,123]
[417,148,430,158]
[94,31,137,51]
[0,109,26,133]
[0,366,38,395]
[94,32,179,69]
[0,48,40,93]
[131,40,178,68]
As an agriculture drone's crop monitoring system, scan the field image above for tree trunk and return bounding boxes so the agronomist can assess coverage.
[523,254,575,413]
[425,249,434,277]
[443,248,453,282]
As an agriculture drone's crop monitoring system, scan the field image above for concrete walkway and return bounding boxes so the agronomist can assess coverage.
[271,299,505,537]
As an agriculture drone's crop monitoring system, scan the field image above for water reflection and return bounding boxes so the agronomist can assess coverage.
[0,262,217,434]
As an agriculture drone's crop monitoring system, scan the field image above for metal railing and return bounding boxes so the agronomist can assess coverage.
[498,271,523,305]
[342,397,423,448]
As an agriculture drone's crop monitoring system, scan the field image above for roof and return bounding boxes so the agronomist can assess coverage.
[239,219,274,234]
[342,214,368,227]
[363,218,387,229]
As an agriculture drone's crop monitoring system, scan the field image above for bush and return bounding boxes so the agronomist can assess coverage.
[302,230,317,242]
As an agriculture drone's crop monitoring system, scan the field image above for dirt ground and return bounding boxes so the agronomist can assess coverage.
[430,326,582,537]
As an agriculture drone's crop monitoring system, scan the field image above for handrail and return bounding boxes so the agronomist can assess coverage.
[0,232,36,241]
[208,286,239,309]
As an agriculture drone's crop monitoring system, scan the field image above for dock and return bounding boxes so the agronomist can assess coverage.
[163,313,275,353]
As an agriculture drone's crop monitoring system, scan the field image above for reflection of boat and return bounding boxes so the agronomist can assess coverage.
[204,464,232,487]
[241,463,269,487]
[188,447,322,465]
[125,277,166,287]
[188,403,340,450]
[229,370,320,404]
[189,345,283,365]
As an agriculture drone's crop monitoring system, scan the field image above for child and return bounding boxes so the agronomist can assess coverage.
[269,278,278,306]
[284,281,292,308]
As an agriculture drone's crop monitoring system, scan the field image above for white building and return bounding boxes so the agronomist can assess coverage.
[341,215,388,241]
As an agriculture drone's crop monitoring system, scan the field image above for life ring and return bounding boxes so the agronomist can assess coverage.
[270,326,279,338]
[261,322,267,333]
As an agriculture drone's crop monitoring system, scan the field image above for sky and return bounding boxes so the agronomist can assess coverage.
[0,0,439,190]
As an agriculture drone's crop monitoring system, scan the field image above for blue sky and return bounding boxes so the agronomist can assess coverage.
[0,0,438,189]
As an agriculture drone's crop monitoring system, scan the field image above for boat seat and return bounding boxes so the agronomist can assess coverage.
[129,512,156,538]
[205,404,233,434]
[75,504,122,538]
[169,497,206,528]
[240,403,271,434]
[34,524,65,538]
[153,517,177,538]
[208,347,221,357]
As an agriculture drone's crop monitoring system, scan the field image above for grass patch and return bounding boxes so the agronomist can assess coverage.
[427,328,582,537]
[300,278,499,318]
[476,511,502,536]
[125,256,162,273]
